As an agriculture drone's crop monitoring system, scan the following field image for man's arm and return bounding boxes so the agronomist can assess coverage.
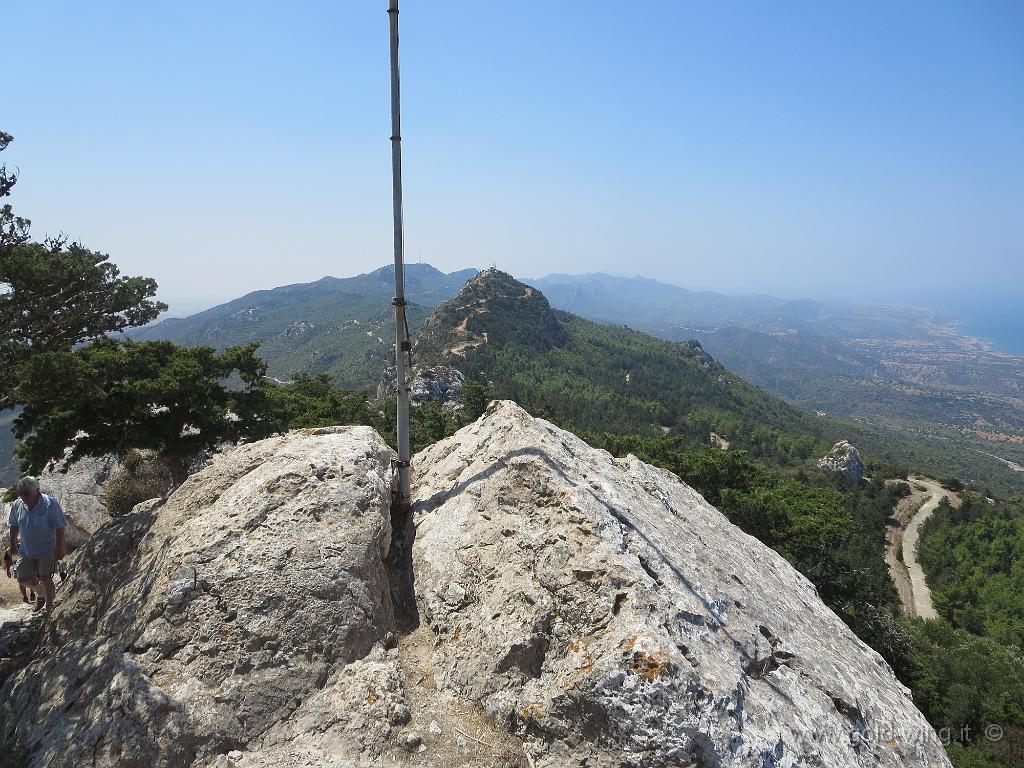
[9,525,17,553]
[54,528,65,561]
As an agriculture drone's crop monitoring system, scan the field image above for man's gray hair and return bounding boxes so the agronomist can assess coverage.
[16,476,39,492]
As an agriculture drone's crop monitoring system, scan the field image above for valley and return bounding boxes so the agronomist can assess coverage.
[528,273,1024,495]
[110,263,1024,496]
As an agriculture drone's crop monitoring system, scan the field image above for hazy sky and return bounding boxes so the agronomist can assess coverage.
[4,1,1022,314]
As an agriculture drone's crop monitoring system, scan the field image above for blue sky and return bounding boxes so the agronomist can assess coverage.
[3,1,1022,314]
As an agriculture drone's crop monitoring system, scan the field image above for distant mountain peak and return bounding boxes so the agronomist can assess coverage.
[131,262,479,388]
[417,269,567,358]
[462,267,537,298]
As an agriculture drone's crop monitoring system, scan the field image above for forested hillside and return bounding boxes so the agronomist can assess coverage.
[910,497,1024,766]
[919,496,1024,647]
[529,272,1024,496]
[416,269,836,464]
[133,264,474,388]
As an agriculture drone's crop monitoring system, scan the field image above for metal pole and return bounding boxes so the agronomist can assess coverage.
[388,0,411,505]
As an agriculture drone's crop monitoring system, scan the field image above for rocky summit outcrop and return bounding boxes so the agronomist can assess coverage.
[376,364,465,408]
[408,365,464,405]
[0,426,396,768]
[0,404,949,768]
[412,402,947,767]
[415,268,568,359]
[817,440,866,481]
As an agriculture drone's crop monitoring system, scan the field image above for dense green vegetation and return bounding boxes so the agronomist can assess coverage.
[465,313,822,454]
[919,496,1024,647]
[257,372,490,456]
[13,340,272,475]
[261,373,389,435]
[893,495,1024,766]
[134,264,472,388]
[902,619,1024,768]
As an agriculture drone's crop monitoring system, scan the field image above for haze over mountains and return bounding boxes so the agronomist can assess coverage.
[4,263,1020,494]
[123,263,1023,492]
[530,273,1024,482]
[132,265,476,389]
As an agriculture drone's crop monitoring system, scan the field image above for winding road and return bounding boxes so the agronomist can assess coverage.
[884,476,957,619]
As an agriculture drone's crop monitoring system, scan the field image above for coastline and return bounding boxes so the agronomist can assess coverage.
[946,309,1024,358]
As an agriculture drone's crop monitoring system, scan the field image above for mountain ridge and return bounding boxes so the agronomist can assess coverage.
[130,264,478,389]
[5,262,1019,493]
[408,268,831,463]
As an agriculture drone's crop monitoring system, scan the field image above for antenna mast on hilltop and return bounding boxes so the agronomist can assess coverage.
[388,0,412,506]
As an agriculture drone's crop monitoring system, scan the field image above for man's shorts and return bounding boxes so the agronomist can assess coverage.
[14,553,56,580]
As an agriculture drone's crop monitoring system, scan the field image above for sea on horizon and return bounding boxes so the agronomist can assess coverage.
[944,300,1024,357]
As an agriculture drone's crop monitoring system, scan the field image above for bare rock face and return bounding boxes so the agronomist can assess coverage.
[0,426,396,768]
[412,402,948,768]
[817,440,866,481]
[378,364,465,407]
[0,404,949,768]
[409,365,464,405]
[37,452,121,550]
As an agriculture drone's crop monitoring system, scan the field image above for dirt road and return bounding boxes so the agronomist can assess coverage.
[884,499,916,616]
[884,476,958,619]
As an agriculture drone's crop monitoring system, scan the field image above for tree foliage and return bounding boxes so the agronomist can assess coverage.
[0,131,30,249]
[0,132,167,414]
[0,131,256,478]
[918,495,1024,648]
[260,373,386,434]
[1,238,166,361]
[13,339,272,474]
[904,619,1024,767]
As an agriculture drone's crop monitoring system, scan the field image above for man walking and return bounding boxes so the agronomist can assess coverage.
[8,477,66,612]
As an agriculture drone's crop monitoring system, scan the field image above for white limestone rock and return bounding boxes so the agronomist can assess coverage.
[411,401,948,768]
[817,440,866,481]
[0,426,396,768]
[37,452,121,550]
[409,365,464,404]
[0,404,949,768]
